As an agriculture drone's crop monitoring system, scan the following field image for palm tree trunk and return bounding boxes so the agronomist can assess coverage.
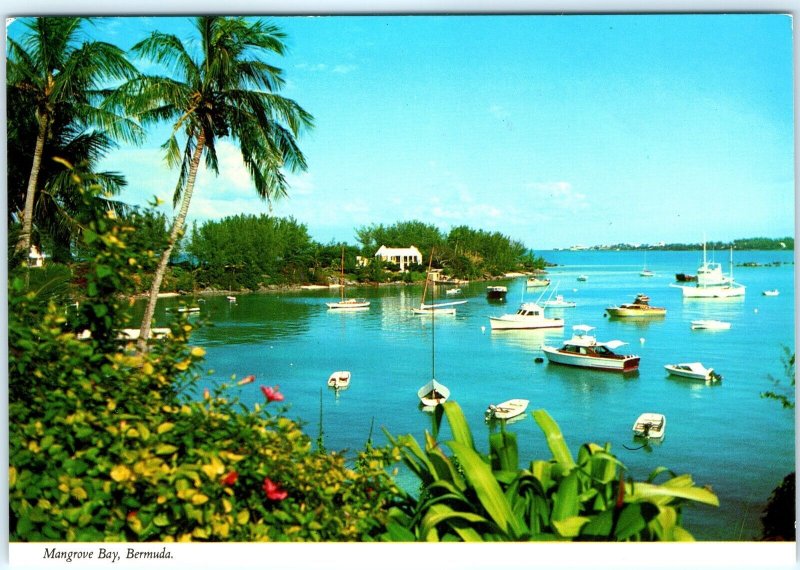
[16,112,49,255]
[137,134,206,351]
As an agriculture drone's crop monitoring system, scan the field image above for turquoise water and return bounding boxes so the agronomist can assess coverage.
[149,249,795,540]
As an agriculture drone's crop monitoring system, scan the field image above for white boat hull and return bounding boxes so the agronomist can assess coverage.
[327,370,351,388]
[675,284,746,298]
[327,299,370,310]
[664,363,716,381]
[413,306,456,315]
[485,398,529,421]
[418,379,450,407]
[542,345,639,372]
[632,413,666,439]
[691,320,731,330]
[489,316,563,330]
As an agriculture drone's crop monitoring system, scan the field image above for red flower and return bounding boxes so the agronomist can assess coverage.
[238,375,256,386]
[220,471,238,486]
[126,510,138,520]
[262,478,288,501]
[260,385,284,402]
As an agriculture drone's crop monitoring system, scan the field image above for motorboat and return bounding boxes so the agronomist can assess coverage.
[327,249,370,310]
[227,295,237,302]
[418,379,450,407]
[542,294,576,308]
[526,277,551,288]
[445,288,462,296]
[486,286,508,301]
[664,362,722,382]
[577,275,589,282]
[327,370,351,389]
[489,302,564,331]
[640,269,655,277]
[671,243,745,298]
[176,306,200,313]
[485,398,529,421]
[606,293,666,318]
[541,325,640,372]
[632,413,666,440]
[690,319,731,330]
[763,289,780,296]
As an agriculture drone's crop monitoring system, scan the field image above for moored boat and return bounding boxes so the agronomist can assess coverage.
[671,243,745,298]
[526,277,551,288]
[762,289,780,296]
[418,379,450,407]
[485,398,529,421]
[327,248,370,310]
[690,319,731,330]
[486,286,508,301]
[327,370,351,388]
[542,294,576,308]
[541,325,640,372]
[632,413,666,439]
[414,249,466,315]
[577,275,589,282]
[606,293,666,318]
[489,302,564,331]
[664,362,722,382]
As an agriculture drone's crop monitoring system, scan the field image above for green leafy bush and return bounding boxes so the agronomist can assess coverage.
[8,176,403,542]
[384,402,719,541]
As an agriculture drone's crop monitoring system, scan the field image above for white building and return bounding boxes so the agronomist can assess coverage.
[28,245,45,268]
[374,245,423,271]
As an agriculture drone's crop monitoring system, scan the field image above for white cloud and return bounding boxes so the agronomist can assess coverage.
[332,64,357,74]
[527,181,588,211]
[284,171,315,196]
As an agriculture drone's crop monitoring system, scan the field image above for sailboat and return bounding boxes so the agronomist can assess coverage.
[412,249,467,315]
[640,251,654,277]
[670,242,745,298]
[417,268,450,408]
[326,249,370,310]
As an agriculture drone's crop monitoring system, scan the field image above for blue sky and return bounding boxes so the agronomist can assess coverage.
[9,14,795,250]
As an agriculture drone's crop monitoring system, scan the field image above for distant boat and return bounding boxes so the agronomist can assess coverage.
[690,319,731,330]
[640,252,654,277]
[526,276,551,288]
[413,249,466,315]
[485,398,529,421]
[541,325,640,372]
[632,413,666,440]
[227,295,237,302]
[486,286,508,301]
[675,273,697,282]
[445,287,462,296]
[664,362,722,382]
[577,275,588,282]
[606,293,666,318]
[327,370,351,389]
[542,294,576,308]
[177,306,200,313]
[489,302,564,331]
[763,289,780,296]
[671,242,745,298]
[327,248,370,310]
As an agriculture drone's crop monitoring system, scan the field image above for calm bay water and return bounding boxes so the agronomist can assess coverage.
[146,249,795,540]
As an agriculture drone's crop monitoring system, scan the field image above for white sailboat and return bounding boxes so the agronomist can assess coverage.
[326,249,370,310]
[417,262,450,408]
[671,242,745,298]
[412,249,466,315]
[640,251,654,277]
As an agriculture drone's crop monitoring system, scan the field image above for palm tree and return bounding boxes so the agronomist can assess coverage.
[7,17,141,257]
[108,16,313,348]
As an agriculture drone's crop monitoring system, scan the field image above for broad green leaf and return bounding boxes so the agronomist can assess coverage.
[420,503,488,542]
[614,503,648,540]
[626,481,719,506]
[552,470,580,522]
[580,509,614,538]
[533,410,575,469]
[385,521,416,541]
[489,430,518,472]
[446,440,526,538]
[672,526,695,541]
[442,402,475,450]
[552,515,590,538]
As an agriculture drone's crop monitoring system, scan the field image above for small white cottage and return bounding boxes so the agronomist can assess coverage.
[374,245,423,271]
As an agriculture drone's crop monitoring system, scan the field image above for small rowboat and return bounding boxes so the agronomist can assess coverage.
[485,398,529,421]
[632,413,666,440]
[327,370,351,389]
[417,379,449,407]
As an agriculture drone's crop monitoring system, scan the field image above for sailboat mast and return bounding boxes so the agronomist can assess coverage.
[340,248,345,302]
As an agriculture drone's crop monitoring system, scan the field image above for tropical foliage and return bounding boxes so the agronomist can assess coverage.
[384,402,719,541]
[8,177,402,542]
[104,15,313,345]
[7,16,140,260]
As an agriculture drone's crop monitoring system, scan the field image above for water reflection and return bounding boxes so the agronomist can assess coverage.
[489,328,563,351]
